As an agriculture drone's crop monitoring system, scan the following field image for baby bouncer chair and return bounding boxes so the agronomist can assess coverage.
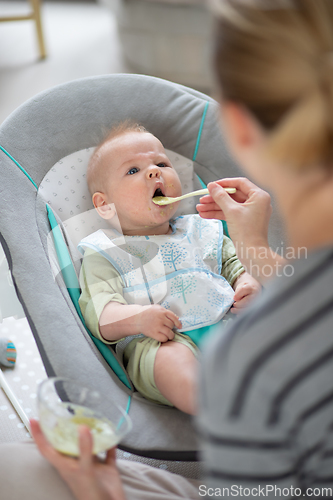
[0,74,284,462]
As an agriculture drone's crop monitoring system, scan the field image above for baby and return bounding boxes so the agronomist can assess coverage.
[78,122,261,414]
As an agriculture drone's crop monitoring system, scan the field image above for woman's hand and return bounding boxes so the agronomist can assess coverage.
[30,419,127,500]
[197,177,272,249]
[197,178,285,282]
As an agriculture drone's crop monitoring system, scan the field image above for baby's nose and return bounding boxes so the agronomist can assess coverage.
[146,165,161,179]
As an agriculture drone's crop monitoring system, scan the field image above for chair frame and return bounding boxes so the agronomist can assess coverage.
[0,0,46,59]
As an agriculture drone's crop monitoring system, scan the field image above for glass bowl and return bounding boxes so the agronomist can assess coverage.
[38,377,132,457]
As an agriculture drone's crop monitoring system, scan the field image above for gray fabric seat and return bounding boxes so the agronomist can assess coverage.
[0,74,284,459]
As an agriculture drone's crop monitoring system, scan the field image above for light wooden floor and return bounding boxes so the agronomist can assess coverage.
[0,0,129,125]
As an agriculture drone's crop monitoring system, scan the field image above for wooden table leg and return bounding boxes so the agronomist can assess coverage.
[30,0,47,59]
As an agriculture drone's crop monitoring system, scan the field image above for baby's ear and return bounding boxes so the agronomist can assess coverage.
[92,192,116,220]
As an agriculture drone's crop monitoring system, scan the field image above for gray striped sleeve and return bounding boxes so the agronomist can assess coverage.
[197,247,333,497]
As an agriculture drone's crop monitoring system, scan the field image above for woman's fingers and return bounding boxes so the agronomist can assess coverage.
[31,418,95,473]
[199,177,264,205]
[197,199,226,212]
[207,182,239,213]
[105,446,117,466]
[30,419,76,475]
[31,420,127,500]
[198,178,272,254]
[197,182,240,222]
[197,208,226,220]
[30,419,45,447]
[214,177,261,198]
[197,177,260,219]
[30,419,60,464]
[78,426,94,473]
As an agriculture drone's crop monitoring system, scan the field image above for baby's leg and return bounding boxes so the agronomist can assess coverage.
[153,341,198,415]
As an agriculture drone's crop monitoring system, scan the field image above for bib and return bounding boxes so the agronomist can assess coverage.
[78,215,235,333]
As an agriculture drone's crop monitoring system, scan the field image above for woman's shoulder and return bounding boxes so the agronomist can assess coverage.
[200,245,333,402]
[262,244,333,300]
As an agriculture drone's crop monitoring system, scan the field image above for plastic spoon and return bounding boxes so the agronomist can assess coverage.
[152,187,236,206]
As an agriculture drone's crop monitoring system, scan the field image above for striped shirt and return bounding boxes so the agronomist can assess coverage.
[197,246,333,498]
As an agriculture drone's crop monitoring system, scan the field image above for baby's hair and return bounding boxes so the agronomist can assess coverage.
[87,120,147,195]
[211,0,333,171]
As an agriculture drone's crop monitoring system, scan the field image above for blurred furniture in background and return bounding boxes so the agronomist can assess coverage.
[0,0,46,59]
[101,0,213,92]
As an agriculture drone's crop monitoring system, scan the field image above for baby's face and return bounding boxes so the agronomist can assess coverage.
[98,131,182,235]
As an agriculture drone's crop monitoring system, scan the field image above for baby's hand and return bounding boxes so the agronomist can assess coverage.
[231,272,261,315]
[137,305,182,343]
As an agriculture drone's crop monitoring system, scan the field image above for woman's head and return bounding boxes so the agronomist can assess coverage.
[212,0,333,173]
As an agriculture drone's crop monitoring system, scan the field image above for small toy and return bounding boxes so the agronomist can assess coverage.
[0,338,16,368]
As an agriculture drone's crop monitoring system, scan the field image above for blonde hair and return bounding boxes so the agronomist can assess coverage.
[87,121,147,195]
[211,0,333,170]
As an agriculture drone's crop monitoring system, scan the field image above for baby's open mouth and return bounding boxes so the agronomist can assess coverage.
[153,188,165,198]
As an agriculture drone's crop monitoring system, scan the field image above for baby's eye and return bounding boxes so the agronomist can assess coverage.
[127,167,139,175]
[157,163,168,168]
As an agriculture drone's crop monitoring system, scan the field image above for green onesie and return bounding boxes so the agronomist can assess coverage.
[79,235,244,406]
